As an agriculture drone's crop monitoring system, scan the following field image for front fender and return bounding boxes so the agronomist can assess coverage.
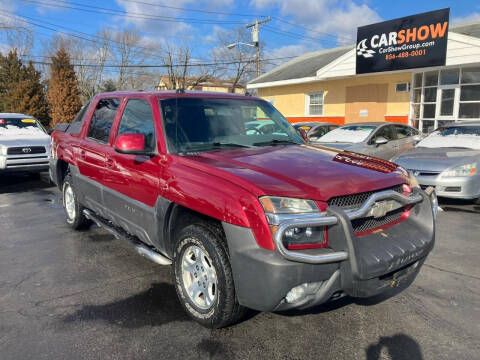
[164,162,274,250]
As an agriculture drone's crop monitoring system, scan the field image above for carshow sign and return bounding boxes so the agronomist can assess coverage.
[356,8,449,74]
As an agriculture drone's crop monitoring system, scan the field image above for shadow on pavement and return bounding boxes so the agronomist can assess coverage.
[365,333,423,360]
[0,173,52,194]
[438,197,480,214]
[62,282,190,328]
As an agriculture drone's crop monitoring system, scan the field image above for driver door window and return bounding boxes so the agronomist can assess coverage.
[116,99,156,151]
[370,125,395,144]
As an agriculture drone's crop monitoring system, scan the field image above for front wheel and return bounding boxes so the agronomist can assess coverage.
[62,172,91,230]
[173,223,246,328]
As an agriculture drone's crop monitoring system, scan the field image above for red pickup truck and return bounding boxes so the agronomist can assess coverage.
[50,91,437,328]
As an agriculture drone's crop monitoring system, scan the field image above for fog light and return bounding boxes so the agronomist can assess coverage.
[285,283,308,303]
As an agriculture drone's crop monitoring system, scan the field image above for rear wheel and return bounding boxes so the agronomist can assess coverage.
[62,172,91,230]
[173,223,246,328]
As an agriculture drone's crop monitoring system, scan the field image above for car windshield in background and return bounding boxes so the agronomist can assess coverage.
[317,125,376,143]
[0,118,46,135]
[416,126,480,150]
[159,97,302,154]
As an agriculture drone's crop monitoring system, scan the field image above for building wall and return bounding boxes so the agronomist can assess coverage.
[258,72,412,124]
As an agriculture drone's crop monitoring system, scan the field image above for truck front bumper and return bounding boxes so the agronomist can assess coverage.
[223,188,435,312]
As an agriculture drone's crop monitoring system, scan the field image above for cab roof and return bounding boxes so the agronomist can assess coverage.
[97,90,258,101]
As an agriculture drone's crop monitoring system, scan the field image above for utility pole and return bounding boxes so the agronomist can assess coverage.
[246,17,271,77]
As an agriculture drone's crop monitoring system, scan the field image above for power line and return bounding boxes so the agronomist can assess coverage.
[21,0,246,24]
[25,54,297,68]
[107,0,266,18]
[271,16,354,43]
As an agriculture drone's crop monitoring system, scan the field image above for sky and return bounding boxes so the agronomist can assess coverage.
[0,0,479,71]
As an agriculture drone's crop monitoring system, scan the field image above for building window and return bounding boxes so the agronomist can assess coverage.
[395,82,410,92]
[306,93,324,115]
[411,66,480,133]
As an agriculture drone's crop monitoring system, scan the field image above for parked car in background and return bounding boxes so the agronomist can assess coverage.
[392,122,480,203]
[50,91,436,328]
[245,119,282,135]
[0,113,50,174]
[314,122,422,160]
[292,122,339,141]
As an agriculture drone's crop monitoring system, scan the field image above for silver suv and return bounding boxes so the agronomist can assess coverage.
[0,113,51,174]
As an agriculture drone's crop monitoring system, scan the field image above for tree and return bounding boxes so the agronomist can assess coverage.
[0,50,49,125]
[99,78,117,93]
[213,26,256,92]
[47,47,82,127]
[160,41,216,90]
[46,30,113,102]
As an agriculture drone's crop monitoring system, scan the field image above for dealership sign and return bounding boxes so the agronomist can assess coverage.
[356,8,450,74]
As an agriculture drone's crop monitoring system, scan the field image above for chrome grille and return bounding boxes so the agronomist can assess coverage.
[327,184,404,211]
[351,207,404,234]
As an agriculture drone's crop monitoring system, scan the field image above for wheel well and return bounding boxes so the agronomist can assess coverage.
[56,159,69,189]
[165,204,223,256]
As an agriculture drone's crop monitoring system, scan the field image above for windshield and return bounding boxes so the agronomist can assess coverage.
[159,97,302,154]
[318,125,376,143]
[416,126,480,150]
[0,117,46,135]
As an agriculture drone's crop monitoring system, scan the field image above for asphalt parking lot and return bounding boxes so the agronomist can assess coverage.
[0,174,479,360]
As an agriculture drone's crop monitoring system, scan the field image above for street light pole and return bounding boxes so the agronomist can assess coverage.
[246,17,271,77]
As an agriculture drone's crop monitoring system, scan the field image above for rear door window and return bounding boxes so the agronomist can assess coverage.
[67,101,91,134]
[394,125,411,139]
[116,99,156,151]
[87,98,120,143]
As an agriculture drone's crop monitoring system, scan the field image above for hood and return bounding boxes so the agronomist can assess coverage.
[0,127,50,148]
[183,145,406,201]
[310,142,354,151]
[393,147,480,172]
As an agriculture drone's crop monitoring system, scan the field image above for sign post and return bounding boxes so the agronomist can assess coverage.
[356,8,450,74]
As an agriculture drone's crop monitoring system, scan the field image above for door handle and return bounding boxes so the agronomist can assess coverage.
[106,158,114,168]
[80,150,86,158]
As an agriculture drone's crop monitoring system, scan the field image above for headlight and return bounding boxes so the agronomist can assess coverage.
[0,145,6,155]
[259,196,318,214]
[260,196,328,250]
[441,163,477,177]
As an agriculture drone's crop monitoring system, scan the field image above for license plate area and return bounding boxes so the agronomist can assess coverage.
[367,200,402,219]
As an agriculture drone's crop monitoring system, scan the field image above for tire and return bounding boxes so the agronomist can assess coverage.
[173,223,246,328]
[62,172,91,230]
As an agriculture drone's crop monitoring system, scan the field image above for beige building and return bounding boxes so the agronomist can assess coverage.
[248,22,480,133]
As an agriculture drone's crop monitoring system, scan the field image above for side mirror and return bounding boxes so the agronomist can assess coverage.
[375,137,389,146]
[298,128,309,142]
[115,134,151,155]
[47,128,54,135]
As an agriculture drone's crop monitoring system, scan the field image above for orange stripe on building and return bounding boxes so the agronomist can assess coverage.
[286,116,345,125]
[384,115,409,124]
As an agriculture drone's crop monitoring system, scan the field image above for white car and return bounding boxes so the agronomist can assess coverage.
[0,113,51,174]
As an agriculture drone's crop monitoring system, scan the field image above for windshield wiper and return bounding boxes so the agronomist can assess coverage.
[180,142,252,154]
[211,142,253,148]
[253,139,298,146]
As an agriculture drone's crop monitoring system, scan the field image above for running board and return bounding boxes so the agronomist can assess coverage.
[83,209,172,266]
